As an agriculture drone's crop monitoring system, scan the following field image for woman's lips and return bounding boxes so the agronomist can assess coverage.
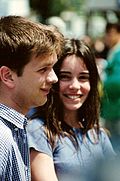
[63,94,83,99]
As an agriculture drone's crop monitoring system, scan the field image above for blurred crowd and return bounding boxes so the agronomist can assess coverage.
[82,22,120,153]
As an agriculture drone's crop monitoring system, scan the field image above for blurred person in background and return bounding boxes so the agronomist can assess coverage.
[93,37,108,128]
[0,15,64,180]
[27,38,115,181]
[81,35,94,48]
[100,22,120,151]
[93,37,108,81]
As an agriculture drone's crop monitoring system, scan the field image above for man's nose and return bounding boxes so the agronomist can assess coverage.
[47,69,58,84]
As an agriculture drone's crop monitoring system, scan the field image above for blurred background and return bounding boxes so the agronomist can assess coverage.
[0,0,120,38]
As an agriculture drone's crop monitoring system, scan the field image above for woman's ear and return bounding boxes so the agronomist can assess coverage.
[0,66,15,88]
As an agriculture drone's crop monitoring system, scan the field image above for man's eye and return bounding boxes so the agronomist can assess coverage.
[38,67,48,73]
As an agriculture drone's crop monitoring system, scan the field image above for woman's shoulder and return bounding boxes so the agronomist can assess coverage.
[27,117,45,132]
[87,127,109,144]
[99,127,110,138]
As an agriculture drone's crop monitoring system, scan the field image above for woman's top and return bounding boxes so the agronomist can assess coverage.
[27,118,115,181]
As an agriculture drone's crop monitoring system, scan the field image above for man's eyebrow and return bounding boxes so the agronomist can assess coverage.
[41,62,55,67]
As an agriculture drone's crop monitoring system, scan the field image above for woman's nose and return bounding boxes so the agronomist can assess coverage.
[69,78,80,89]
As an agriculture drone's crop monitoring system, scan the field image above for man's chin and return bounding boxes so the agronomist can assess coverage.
[40,98,47,106]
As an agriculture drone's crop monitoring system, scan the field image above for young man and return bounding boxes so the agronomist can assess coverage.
[101,22,120,151]
[0,15,64,180]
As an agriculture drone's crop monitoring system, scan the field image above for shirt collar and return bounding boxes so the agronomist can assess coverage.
[0,103,28,129]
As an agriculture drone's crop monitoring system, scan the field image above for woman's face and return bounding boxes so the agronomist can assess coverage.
[59,55,90,111]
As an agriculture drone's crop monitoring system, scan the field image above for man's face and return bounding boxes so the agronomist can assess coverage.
[105,28,119,48]
[13,53,58,114]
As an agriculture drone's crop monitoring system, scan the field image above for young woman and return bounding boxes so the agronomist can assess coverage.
[27,39,115,181]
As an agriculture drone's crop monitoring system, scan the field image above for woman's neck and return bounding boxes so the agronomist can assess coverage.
[64,110,81,128]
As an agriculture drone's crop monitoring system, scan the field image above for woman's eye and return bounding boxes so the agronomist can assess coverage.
[59,74,71,81]
[79,76,89,82]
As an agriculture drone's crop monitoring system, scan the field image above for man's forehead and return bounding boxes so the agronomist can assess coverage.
[37,53,57,66]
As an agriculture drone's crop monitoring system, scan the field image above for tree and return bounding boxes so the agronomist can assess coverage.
[29,0,83,22]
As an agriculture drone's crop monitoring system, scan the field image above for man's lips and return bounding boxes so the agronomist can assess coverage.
[41,88,51,95]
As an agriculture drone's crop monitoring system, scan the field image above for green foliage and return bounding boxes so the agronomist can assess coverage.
[29,0,84,21]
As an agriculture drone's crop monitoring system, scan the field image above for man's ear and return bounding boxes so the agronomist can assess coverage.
[0,66,15,88]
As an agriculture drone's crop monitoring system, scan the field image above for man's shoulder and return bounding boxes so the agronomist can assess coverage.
[0,120,13,144]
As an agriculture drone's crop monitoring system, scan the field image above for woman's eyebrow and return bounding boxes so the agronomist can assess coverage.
[59,71,89,75]
[80,72,89,75]
[59,71,71,74]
